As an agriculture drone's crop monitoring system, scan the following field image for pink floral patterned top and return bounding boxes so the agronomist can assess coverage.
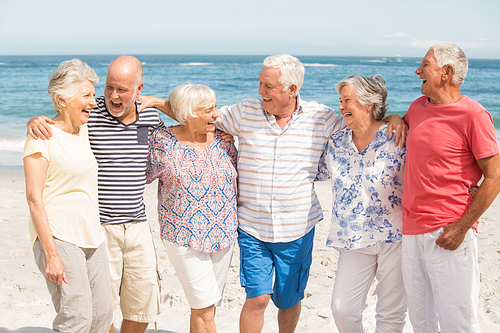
[146,126,238,253]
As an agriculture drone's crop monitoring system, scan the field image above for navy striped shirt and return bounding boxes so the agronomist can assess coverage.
[88,96,163,224]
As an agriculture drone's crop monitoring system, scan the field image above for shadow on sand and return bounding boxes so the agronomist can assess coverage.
[1,328,176,333]
[0,329,53,333]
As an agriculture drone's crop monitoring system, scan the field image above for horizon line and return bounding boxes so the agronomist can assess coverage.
[0,53,499,61]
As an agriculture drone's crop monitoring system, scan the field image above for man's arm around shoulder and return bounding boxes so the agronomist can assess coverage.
[27,116,55,140]
[383,113,408,149]
[138,96,176,120]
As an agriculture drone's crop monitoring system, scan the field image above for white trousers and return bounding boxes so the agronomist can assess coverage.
[402,228,480,333]
[331,242,407,333]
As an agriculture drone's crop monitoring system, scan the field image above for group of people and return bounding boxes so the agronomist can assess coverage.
[24,43,500,333]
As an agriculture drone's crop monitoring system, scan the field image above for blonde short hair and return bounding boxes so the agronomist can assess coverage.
[168,84,216,125]
[48,59,98,113]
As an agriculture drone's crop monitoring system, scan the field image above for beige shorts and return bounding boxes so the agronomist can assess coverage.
[103,222,160,323]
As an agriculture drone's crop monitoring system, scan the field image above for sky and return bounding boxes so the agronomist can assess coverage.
[1,0,500,59]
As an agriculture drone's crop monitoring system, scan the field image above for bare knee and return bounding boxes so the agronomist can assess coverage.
[191,305,216,333]
[247,294,271,311]
[191,305,216,321]
[240,295,271,333]
[121,319,149,333]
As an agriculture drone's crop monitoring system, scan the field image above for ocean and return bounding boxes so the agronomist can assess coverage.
[1,54,499,171]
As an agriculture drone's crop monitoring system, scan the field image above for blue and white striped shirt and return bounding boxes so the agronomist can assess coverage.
[218,95,344,242]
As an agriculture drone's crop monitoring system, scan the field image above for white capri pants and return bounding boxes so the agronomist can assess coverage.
[163,240,234,309]
[402,228,480,333]
[331,241,407,333]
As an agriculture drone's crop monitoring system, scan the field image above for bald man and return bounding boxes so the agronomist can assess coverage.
[28,56,162,333]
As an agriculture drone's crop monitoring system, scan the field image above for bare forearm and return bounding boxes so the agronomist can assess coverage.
[28,201,58,257]
[139,96,176,120]
[155,98,175,119]
[436,155,500,250]
[382,113,408,148]
[459,155,500,228]
[455,176,500,230]
[382,113,395,123]
[23,154,65,283]
[28,200,68,284]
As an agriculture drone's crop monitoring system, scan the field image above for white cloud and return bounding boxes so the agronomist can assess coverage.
[406,38,444,49]
[384,32,410,38]
[478,37,500,42]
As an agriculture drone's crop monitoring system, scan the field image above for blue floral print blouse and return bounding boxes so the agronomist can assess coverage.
[317,123,406,250]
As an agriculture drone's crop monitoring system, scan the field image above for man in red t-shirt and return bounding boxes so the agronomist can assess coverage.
[401,43,500,332]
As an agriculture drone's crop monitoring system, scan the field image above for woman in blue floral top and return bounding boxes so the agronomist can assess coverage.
[317,75,407,332]
[146,84,237,333]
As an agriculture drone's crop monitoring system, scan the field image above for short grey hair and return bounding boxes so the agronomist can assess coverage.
[168,83,216,126]
[48,59,98,113]
[336,74,389,121]
[263,54,304,95]
[430,43,468,86]
[136,62,144,85]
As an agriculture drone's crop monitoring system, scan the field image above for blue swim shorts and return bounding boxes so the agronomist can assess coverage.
[237,227,315,309]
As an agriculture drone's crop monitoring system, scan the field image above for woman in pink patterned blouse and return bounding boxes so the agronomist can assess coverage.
[146,84,238,333]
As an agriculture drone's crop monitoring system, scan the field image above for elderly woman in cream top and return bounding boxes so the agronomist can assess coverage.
[23,59,112,332]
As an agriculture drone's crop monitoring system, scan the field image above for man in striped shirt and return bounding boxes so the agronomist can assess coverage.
[28,55,162,333]
[141,54,407,333]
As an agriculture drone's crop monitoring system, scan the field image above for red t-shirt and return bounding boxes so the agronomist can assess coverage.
[402,96,499,235]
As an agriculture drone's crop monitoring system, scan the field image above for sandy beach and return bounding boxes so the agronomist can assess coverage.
[1,170,500,332]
